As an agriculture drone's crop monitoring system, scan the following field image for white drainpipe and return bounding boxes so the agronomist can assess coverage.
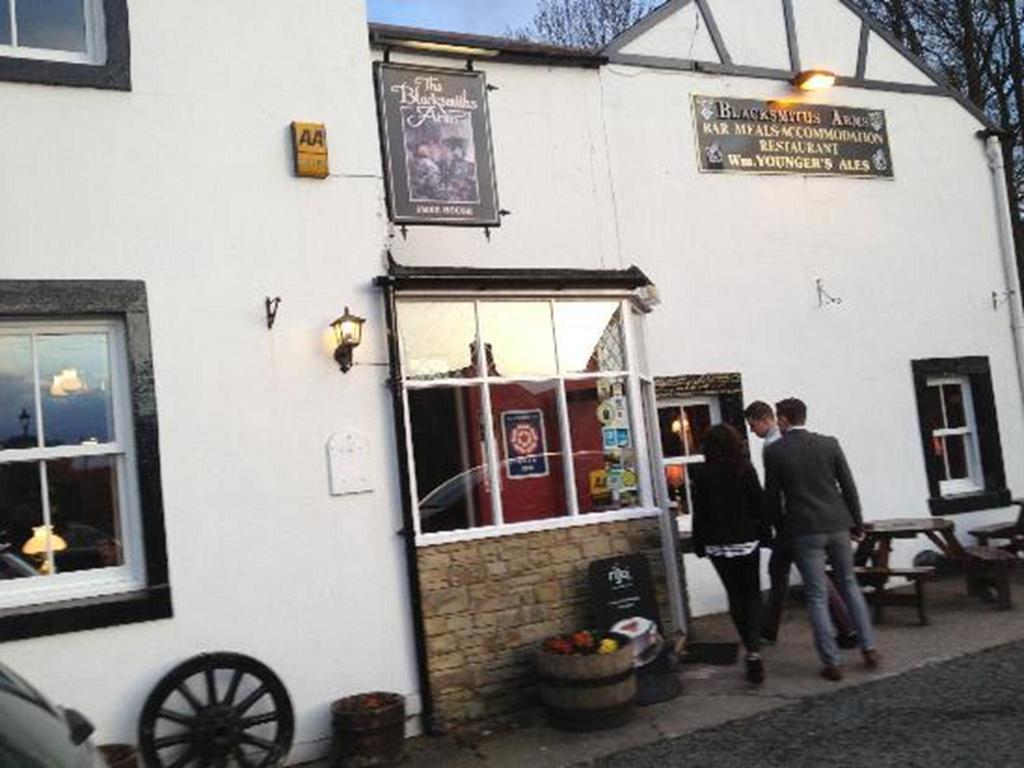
[985,134,1024,409]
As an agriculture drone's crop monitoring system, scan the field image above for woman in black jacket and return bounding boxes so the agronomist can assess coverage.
[690,423,771,683]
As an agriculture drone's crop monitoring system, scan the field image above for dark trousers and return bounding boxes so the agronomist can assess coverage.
[711,551,763,654]
[762,541,855,641]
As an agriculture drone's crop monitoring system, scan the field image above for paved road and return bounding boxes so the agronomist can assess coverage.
[594,641,1024,767]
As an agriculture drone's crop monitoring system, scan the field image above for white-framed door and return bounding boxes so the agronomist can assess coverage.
[655,396,722,532]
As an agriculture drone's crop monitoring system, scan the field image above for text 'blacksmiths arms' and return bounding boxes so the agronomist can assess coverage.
[693,96,894,179]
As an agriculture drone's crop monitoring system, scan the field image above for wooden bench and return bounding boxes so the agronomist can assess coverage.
[968,499,1024,552]
[853,566,935,625]
[963,546,1017,610]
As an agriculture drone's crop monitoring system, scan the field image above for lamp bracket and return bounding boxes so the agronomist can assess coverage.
[992,289,1016,310]
[816,278,842,308]
[265,296,282,329]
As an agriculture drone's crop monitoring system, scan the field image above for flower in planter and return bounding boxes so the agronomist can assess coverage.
[543,630,622,656]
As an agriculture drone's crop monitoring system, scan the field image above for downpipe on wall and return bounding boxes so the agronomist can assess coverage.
[983,132,1024,411]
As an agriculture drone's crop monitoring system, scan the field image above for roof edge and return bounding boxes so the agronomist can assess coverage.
[368,22,607,68]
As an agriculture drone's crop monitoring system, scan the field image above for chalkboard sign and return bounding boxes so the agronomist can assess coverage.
[588,554,662,631]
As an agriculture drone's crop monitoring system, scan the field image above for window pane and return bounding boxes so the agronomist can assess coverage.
[0,0,11,45]
[658,407,684,458]
[682,404,713,456]
[0,462,46,581]
[479,302,556,377]
[410,386,491,533]
[47,456,124,573]
[554,301,625,373]
[491,381,567,523]
[566,377,639,513]
[922,385,944,431]
[15,0,87,52]
[398,302,478,380]
[0,335,38,450]
[942,384,967,428]
[944,435,969,480]
[37,333,114,447]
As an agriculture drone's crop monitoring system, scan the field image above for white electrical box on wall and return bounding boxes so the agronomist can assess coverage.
[327,431,373,497]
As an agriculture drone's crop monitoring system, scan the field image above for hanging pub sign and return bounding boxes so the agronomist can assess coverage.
[376,63,501,226]
[501,410,548,479]
[693,95,894,179]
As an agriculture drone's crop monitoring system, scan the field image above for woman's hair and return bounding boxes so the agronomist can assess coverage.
[701,423,750,475]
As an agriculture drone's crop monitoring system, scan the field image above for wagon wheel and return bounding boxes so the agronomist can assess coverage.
[139,652,295,768]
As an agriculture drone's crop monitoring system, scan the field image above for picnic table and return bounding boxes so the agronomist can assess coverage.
[853,518,954,624]
[859,516,1017,613]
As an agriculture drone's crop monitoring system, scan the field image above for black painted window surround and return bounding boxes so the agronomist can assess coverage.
[0,0,130,90]
[911,357,1011,515]
[0,281,171,642]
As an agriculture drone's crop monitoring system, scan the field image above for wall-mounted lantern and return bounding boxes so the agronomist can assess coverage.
[793,70,836,91]
[330,307,366,373]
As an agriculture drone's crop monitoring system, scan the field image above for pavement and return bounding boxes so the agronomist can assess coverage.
[302,571,1024,767]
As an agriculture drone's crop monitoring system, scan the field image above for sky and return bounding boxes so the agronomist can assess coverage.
[366,0,540,36]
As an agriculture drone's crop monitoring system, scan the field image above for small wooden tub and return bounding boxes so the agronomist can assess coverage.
[537,633,636,732]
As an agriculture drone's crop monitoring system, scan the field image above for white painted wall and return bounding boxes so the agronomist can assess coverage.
[619,3,721,62]
[0,1,419,761]
[601,67,1024,612]
[706,0,791,70]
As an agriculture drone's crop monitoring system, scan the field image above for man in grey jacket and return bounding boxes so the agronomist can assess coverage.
[764,398,879,680]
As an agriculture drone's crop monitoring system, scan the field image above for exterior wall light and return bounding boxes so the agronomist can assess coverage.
[330,307,366,373]
[793,70,836,91]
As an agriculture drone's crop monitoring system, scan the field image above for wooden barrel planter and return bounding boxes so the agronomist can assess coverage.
[97,744,139,768]
[330,692,405,767]
[537,631,636,732]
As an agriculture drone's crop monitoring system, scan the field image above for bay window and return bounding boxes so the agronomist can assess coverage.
[396,295,659,543]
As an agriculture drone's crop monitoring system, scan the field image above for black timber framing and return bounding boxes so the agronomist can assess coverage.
[781,0,801,73]
[856,21,870,80]
[694,0,731,65]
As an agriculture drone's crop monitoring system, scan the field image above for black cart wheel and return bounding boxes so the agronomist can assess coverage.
[138,652,295,768]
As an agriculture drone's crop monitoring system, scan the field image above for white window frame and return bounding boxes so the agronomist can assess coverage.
[926,375,983,497]
[656,396,721,532]
[0,318,146,610]
[0,0,106,65]
[397,293,661,547]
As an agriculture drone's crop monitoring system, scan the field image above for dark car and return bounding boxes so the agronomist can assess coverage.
[0,662,106,767]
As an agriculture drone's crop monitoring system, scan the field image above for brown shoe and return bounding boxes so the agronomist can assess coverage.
[820,665,843,682]
[862,649,880,670]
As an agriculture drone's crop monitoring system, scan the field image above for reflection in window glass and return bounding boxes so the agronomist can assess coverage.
[921,385,944,432]
[398,302,478,380]
[409,386,491,533]
[47,456,123,573]
[0,336,37,450]
[0,462,45,580]
[479,302,556,378]
[942,384,966,428]
[944,435,968,480]
[15,0,87,52]
[491,381,567,523]
[554,302,625,373]
[566,377,639,514]
[658,407,684,459]
[38,334,113,447]
[0,0,11,45]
